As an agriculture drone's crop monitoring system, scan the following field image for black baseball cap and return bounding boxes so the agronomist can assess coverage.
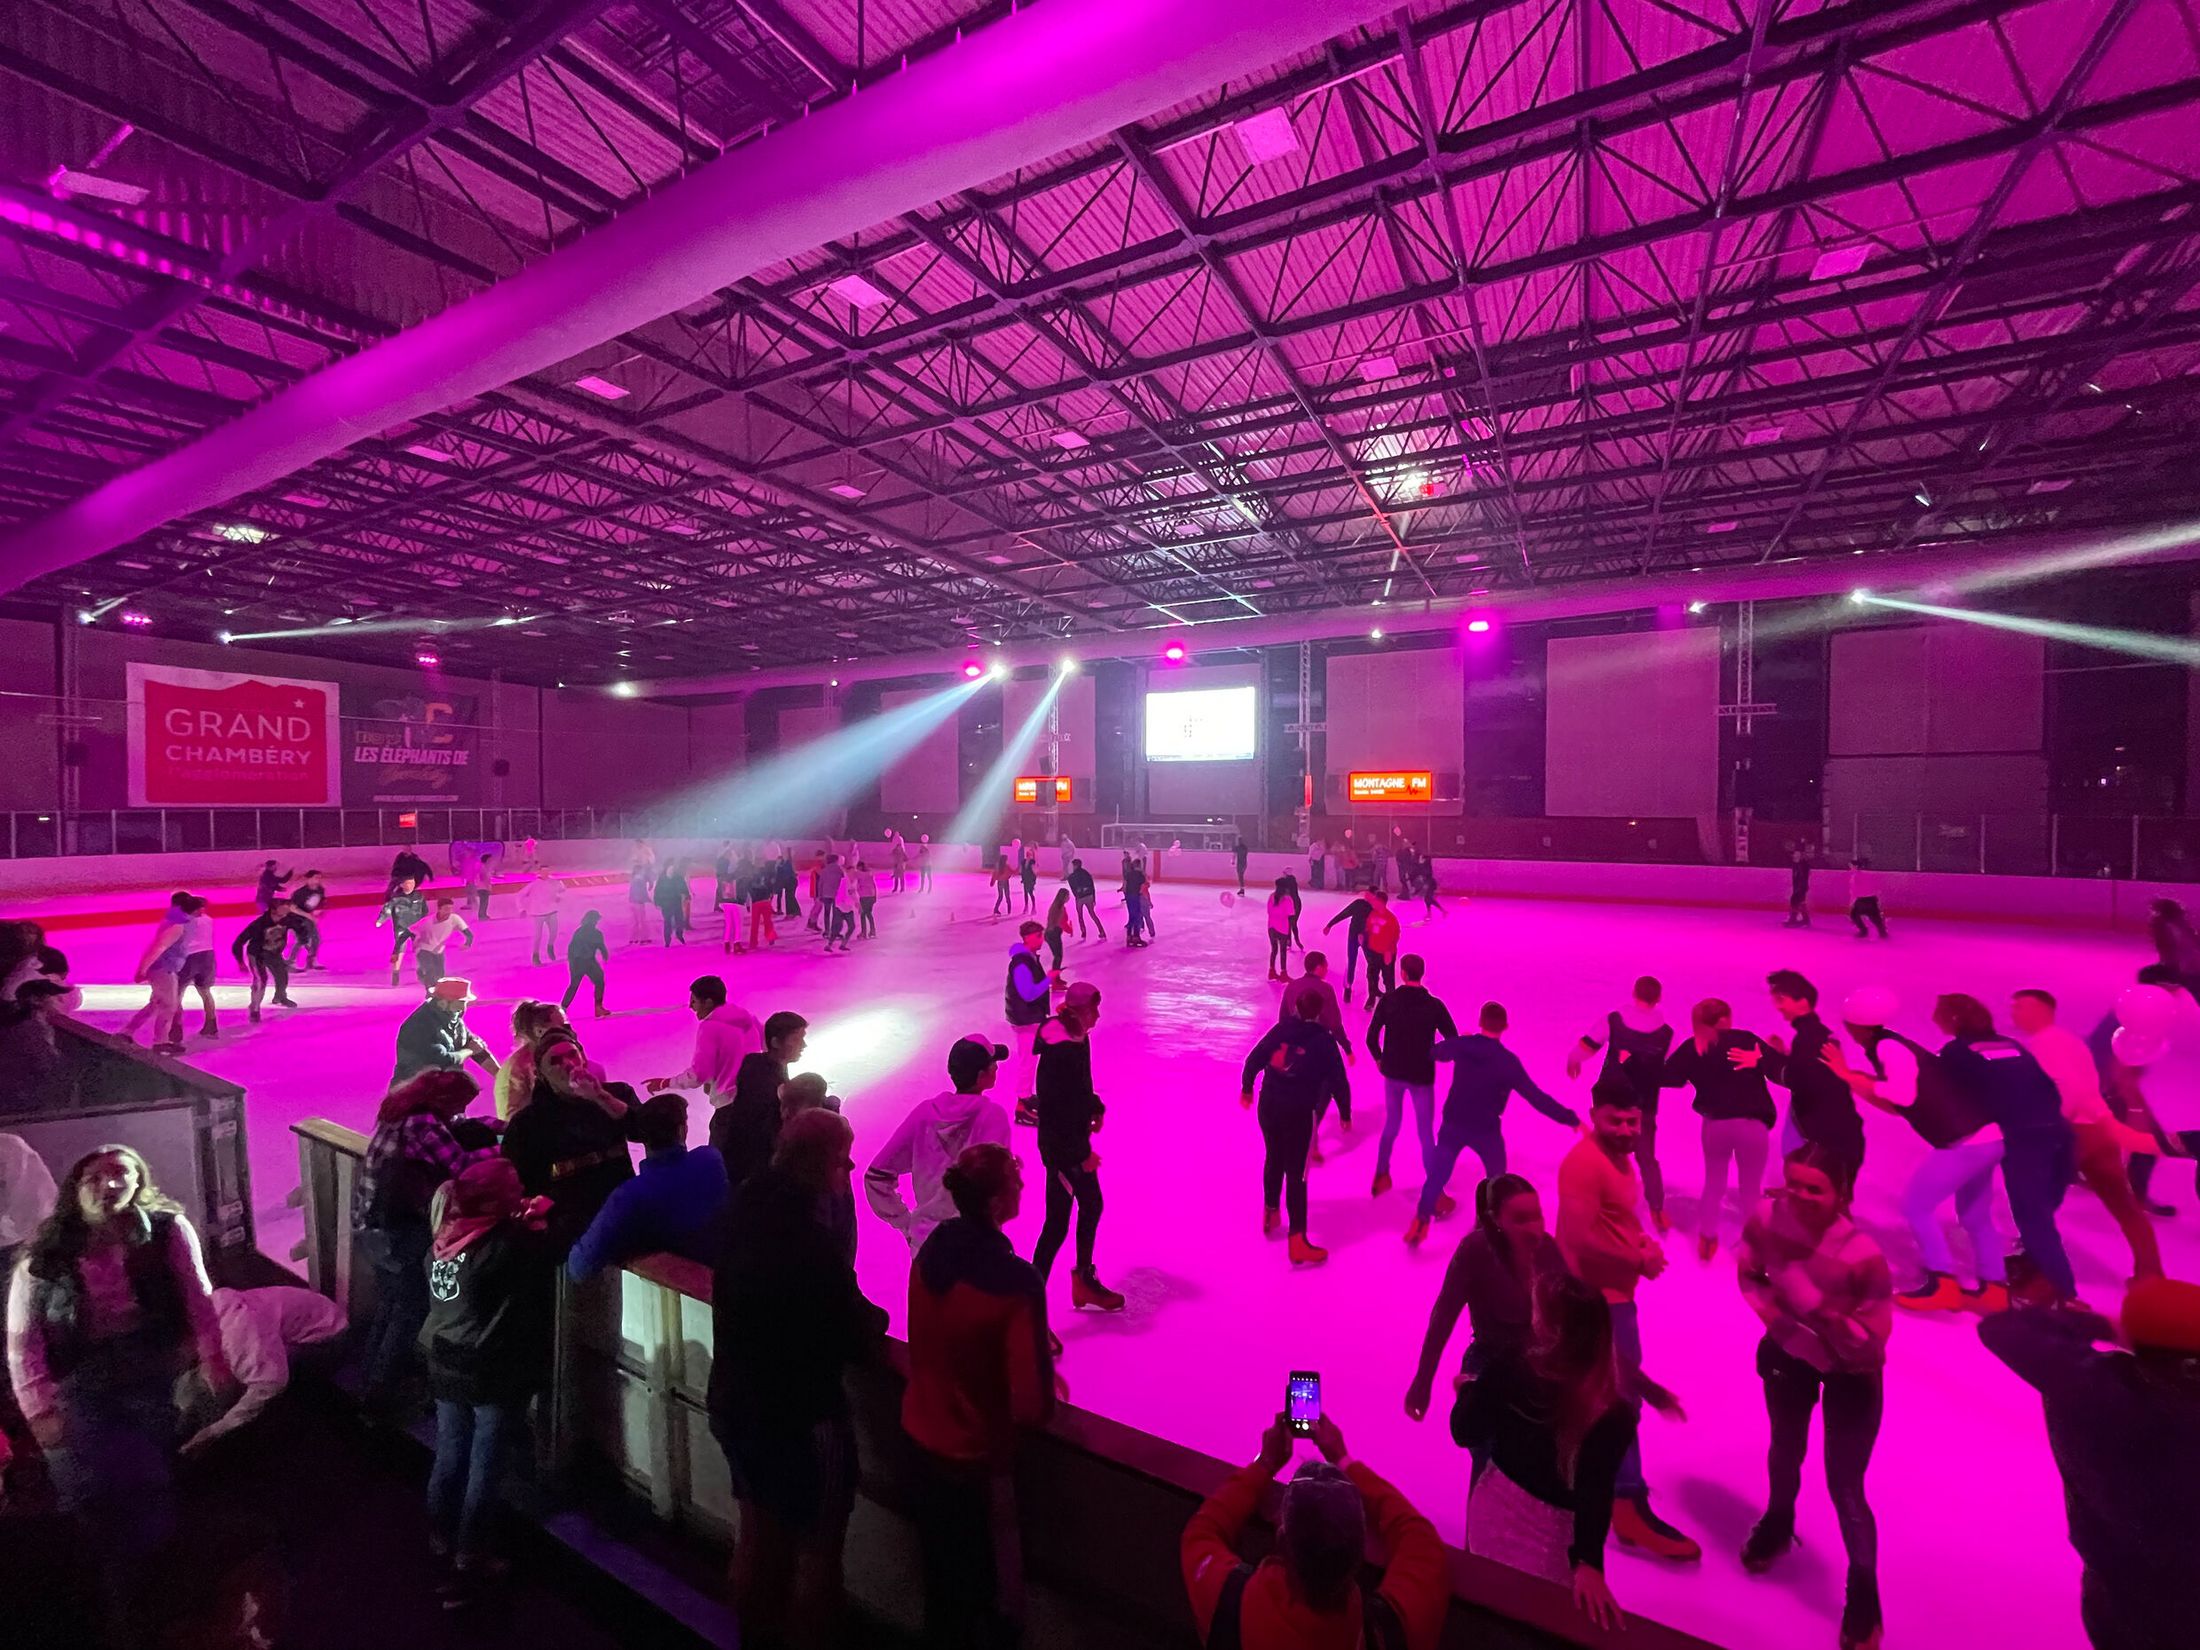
[948,1033,1010,1088]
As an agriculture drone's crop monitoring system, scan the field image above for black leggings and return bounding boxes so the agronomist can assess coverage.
[1759,1337,1881,1598]
[1259,1098,1314,1234]
[1267,930,1290,973]
[562,957,605,1012]
[1850,896,1887,937]
[859,896,877,938]
[1045,929,1064,971]
[1033,1160,1101,1281]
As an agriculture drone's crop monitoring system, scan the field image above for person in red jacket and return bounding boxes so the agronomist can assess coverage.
[1361,891,1402,1006]
[904,1143,1057,1649]
[1182,1409,1448,1650]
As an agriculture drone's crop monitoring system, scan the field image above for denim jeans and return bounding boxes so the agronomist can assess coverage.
[2001,1127,2077,1299]
[427,1399,523,1561]
[1902,1135,2005,1284]
[1376,1079,1436,1182]
[1610,1300,1647,1499]
[1417,1123,1506,1219]
[360,1221,431,1401]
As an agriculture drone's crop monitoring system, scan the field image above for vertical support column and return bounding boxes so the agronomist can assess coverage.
[55,603,81,850]
[1296,641,1313,852]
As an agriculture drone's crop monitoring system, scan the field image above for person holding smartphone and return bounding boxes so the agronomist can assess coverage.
[1182,1400,1448,1650]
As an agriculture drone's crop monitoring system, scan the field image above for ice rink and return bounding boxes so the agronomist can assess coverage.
[57,865,2188,1650]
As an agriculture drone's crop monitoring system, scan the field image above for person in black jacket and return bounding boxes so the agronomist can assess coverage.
[1066,858,1104,938]
[230,896,308,1021]
[560,908,612,1016]
[499,1032,633,1253]
[1030,982,1123,1311]
[1003,923,1055,1122]
[710,1110,888,1649]
[418,1156,555,1603]
[1321,895,1375,1003]
[1365,955,1459,1200]
[1567,977,1675,1231]
[1240,985,1352,1266]
[1660,998,1778,1260]
[710,1010,807,1199]
[1763,970,1865,1179]
[1409,1003,1579,1246]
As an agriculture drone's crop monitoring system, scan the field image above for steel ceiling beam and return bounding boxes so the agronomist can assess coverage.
[0,0,1407,595]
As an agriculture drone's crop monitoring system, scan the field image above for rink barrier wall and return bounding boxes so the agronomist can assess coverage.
[292,1118,1719,1650]
[3,837,2174,932]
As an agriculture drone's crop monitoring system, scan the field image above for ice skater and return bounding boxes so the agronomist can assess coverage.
[377,876,427,988]
[1403,1173,1565,1423]
[1281,951,1353,1160]
[560,909,611,1017]
[1067,858,1105,938]
[1736,1145,1892,1650]
[123,894,194,1053]
[411,896,474,994]
[1568,976,1675,1231]
[1556,1082,1701,1562]
[1659,998,1778,1259]
[1232,835,1249,896]
[990,851,1015,918]
[1264,878,1295,980]
[1365,953,1458,1199]
[230,896,307,1022]
[1239,982,1351,1266]
[1020,843,1039,915]
[1321,890,1376,1002]
[1825,993,2007,1312]
[520,868,563,963]
[1784,842,1816,927]
[1409,1002,1579,1246]
[1030,982,1122,1311]
[1004,921,1056,1123]
[1847,855,1888,939]
[626,845,657,944]
[865,1034,1013,1251]
[1763,970,1868,1181]
[290,870,327,968]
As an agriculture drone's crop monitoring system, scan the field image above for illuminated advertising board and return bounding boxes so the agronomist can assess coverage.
[1347,770,1434,803]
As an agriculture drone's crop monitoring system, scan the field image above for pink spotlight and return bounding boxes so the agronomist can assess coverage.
[415,649,440,668]
[1162,641,1187,663]
[119,609,151,628]
[1466,618,1491,634]
[962,660,984,680]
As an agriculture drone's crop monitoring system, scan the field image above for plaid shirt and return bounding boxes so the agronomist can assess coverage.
[1738,1196,1893,1373]
[351,1113,495,1230]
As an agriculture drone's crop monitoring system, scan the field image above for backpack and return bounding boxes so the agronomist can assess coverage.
[1205,1562,1407,1650]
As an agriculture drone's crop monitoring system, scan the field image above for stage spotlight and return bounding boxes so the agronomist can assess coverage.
[1466,618,1491,634]
[1058,656,1078,675]
[1687,600,1707,615]
[217,630,234,644]
[962,660,984,680]
[120,609,151,628]
[1370,626,1384,640]
[1849,589,1870,605]
[609,680,638,698]
[1162,641,1186,663]
[415,648,440,667]
[989,663,1008,680]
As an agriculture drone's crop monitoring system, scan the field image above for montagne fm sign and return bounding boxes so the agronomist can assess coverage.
[127,663,343,806]
[1347,770,1434,803]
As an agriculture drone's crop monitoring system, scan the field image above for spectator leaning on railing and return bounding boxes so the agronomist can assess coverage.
[1183,1408,1448,1650]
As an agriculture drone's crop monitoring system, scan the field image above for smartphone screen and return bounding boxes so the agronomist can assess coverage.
[1286,1370,1321,1436]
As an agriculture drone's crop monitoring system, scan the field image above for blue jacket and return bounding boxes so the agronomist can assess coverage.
[567,1144,730,1280]
[1431,1033,1578,1137]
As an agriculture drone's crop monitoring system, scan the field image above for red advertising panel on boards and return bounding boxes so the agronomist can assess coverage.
[127,663,342,806]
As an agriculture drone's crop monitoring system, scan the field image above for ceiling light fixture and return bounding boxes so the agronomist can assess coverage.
[47,167,149,206]
[1359,354,1399,382]
[573,374,629,400]
[1809,244,1869,282]
[1231,106,1301,164]
[1051,430,1090,452]
[827,273,890,308]
[213,522,272,543]
[828,482,867,500]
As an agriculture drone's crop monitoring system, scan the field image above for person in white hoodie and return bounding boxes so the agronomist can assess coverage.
[867,1035,1015,1250]
[647,974,763,1105]
[519,869,564,964]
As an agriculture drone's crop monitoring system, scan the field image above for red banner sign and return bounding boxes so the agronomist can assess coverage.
[128,663,342,806]
[1347,770,1433,803]
[1012,775,1074,804]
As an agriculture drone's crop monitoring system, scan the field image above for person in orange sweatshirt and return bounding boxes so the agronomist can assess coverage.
[1182,1409,1448,1650]
[904,1142,1056,1650]
[1556,1081,1701,1563]
[1360,890,1402,1007]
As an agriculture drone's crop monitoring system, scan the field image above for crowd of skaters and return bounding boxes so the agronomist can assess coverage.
[11,852,2200,1650]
